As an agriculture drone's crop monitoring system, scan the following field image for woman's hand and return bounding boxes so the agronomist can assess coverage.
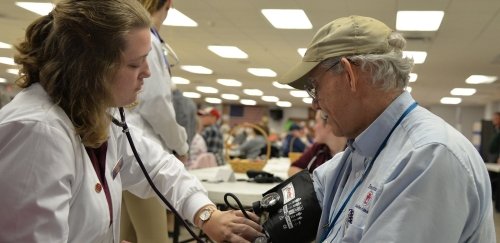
[201,209,264,243]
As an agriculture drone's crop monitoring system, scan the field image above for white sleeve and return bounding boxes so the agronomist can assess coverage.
[0,121,74,242]
[136,37,188,155]
[118,125,211,222]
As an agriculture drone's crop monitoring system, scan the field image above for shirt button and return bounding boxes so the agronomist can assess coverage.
[95,183,102,193]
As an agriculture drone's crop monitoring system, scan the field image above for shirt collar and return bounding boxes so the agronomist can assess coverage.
[351,91,415,158]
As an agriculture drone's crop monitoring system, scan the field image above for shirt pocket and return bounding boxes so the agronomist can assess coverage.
[343,183,381,241]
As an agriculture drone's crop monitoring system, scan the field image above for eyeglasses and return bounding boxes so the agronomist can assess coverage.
[304,59,341,102]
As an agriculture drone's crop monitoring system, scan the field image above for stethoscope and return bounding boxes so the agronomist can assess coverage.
[112,107,273,243]
[111,107,204,243]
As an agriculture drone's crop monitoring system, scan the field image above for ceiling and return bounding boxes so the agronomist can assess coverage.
[1,0,499,108]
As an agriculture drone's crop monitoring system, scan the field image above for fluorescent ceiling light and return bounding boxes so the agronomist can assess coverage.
[409,73,418,82]
[290,90,309,98]
[272,81,293,89]
[243,89,263,96]
[240,99,257,106]
[405,86,412,93]
[171,76,190,84]
[262,96,279,102]
[396,11,444,31]
[0,57,15,65]
[16,2,54,15]
[205,97,222,104]
[403,51,427,64]
[303,97,312,104]
[7,69,19,75]
[217,79,241,87]
[183,92,201,98]
[247,68,276,77]
[208,46,248,59]
[261,9,312,29]
[450,88,476,96]
[221,93,239,100]
[181,65,213,74]
[196,86,218,94]
[440,97,462,105]
[0,42,12,49]
[0,78,6,83]
[276,101,292,107]
[163,8,198,27]
[297,48,307,57]
[465,75,497,84]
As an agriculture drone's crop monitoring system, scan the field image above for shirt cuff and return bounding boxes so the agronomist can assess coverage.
[182,192,214,224]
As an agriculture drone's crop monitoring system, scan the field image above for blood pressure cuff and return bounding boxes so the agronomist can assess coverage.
[254,169,321,243]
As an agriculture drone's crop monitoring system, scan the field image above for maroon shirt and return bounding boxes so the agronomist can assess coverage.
[85,142,113,225]
[292,143,332,173]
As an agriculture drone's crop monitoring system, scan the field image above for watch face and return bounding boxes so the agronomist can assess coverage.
[200,209,212,221]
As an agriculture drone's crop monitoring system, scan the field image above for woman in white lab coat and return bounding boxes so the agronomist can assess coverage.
[0,0,262,242]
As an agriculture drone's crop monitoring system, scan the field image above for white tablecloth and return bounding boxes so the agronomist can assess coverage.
[189,158,291,206]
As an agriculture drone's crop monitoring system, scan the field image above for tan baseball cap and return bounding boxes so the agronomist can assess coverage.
[279,15,393,89]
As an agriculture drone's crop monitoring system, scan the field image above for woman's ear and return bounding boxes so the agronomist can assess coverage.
[166,0,173,9]
[340,57,357,92]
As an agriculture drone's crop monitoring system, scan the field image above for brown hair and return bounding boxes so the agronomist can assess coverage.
[14,0,151,147]
[137,0,169,14]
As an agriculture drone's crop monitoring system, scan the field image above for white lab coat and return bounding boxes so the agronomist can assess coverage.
[0,84,212,242]
[125,31,189,155]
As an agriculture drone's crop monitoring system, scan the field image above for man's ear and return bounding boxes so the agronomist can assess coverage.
[340,57,357,92]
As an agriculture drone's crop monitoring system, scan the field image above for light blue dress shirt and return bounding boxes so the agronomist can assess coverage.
[313,92,495,242]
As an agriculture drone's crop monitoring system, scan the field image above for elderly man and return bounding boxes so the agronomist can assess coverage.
[279,15,495,242]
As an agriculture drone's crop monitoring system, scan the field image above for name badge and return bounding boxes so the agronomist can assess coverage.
[111,157,123,179]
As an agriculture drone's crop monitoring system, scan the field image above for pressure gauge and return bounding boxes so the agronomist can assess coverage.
[261,192,280,209]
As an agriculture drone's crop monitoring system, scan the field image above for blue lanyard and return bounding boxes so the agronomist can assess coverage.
[320,101,418,242]
[150,27,164,43]
[150,28,171,73]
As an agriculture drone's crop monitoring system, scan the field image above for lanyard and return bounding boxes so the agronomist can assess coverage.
[150,28,171,73]
[320,101,418,242]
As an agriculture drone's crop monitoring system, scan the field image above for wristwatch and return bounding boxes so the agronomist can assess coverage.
[198,207,215,228]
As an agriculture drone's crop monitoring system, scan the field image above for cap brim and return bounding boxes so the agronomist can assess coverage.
[278,61,320,90]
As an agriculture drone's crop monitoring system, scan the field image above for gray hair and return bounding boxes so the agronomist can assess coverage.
[321,32,414,91]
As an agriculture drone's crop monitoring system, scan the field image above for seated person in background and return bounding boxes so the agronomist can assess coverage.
[281,123,308,157]
[232,123,268,160]
[288,111,347,176]
[187,117,209,168]
[198,107,224,165]
[231,126,248,145]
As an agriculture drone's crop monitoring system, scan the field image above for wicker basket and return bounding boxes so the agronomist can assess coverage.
[228,159,267,173]
[225,123,271,173]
